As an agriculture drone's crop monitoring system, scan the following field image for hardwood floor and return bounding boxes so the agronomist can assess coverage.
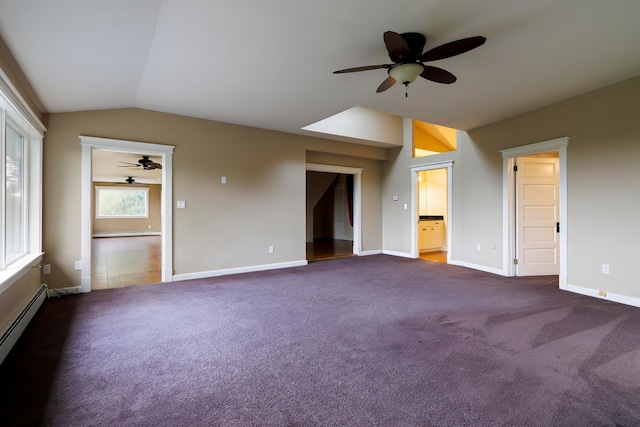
[306,238,354,262]
[92,236,161,290]
[419,251,447,263]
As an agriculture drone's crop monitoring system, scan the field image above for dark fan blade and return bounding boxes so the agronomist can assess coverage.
[118,162,141,167]
[420,66,457,84]
[384,31,411,62]
[376,76,397,93]
[147,162,162,169]
[401,32,426,60]
[333,64,389,74]
[419,36,486,62]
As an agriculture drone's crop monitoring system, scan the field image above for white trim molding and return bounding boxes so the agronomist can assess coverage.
[173,260,308,282]
[563,283,640,309]
[0,66,45,136]
[410,161,454,261]
[500,137,569,286]
[382,250,414,259]
[360,250,383,256]
[448,260,506,276]
[80,136,175,292]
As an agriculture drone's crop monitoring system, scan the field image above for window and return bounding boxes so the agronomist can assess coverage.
[5,124,25,262]
[0,82,43,276]
[95,187,149,218]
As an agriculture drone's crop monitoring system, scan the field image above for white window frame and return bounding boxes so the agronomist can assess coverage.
[95,186,150,219]
[0,67,45,294]
[3,117,29,265]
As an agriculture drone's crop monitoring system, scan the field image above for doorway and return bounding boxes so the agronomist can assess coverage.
[306,163,362,261]
[80,136,175,293]
[410,161,453,261]
[91,150,163,289]
[501,137,568,287]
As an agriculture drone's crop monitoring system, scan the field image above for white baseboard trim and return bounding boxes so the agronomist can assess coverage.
[1,284,47,365]
[563,283,640,308]
[47,286,82,298]
[92,232,161,238]
[360,250,382,256]
[448,260,506,276]
[382,250,414,259]
[173,260,309,282]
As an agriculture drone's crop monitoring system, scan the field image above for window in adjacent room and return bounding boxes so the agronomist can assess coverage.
[95,187,149,218]
[413,120,457,158]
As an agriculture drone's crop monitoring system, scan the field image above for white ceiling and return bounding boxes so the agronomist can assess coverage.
[2,0,640,146]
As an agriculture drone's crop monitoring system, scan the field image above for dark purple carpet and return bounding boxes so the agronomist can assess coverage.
[2,255,640,426]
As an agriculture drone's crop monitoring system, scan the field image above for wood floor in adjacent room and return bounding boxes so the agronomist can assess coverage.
[307,238,354,262]
[420,251,447,263]
[92,236,161,290]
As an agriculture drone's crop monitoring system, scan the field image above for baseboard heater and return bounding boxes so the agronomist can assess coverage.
[0,284,47,365]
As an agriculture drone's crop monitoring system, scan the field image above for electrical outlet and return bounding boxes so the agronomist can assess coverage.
[74,261,82,271]
[602,264,609,275]
[268,246,274,254]
[43,264,51,274]
[598,290,607,297]
[476,244,481,251]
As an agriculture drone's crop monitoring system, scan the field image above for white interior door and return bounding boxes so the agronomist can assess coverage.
[517,157,559,276]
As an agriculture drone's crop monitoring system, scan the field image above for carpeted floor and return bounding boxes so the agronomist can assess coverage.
[1,255,639,426]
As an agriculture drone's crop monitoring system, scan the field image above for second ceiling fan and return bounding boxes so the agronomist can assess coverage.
[333,31,486,96]
[118,155,162,170]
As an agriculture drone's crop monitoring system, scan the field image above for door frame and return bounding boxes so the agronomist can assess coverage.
[80,136,175,292]
[500,137,568,288]
[306,163,362,255]
[410,161,453,260]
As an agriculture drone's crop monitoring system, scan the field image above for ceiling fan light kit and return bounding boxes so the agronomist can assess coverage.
[334,31,486,96]
[389,63,424,85]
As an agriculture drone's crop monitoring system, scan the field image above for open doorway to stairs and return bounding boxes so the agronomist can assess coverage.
[80,136,175,293]
[501,137,568,288]
[306,163,362,262]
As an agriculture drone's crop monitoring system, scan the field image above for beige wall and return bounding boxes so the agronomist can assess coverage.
[43,109,386,288]
[381,119,460,254]
[92,183,162,234]
[0,37,44,120]
[382,74,640,301]
[0,268,41,329]
[464,75,640,298]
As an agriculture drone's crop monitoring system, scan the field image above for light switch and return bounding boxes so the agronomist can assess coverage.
[221,176,227,184]
[177,201,186,209]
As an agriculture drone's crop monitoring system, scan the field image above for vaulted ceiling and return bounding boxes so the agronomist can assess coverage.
[2,0,640,146]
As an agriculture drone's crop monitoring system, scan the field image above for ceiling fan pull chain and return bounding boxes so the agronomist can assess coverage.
[405,85,408,98]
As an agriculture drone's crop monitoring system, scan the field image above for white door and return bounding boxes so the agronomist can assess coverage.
[516,157,559,276]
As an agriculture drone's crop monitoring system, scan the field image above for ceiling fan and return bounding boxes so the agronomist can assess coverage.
[118,155,162,170]
[119,176,149,186]
[333,31,486,96]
